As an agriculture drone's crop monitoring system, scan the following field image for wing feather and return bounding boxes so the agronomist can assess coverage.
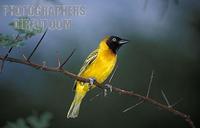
[72,48,98,91]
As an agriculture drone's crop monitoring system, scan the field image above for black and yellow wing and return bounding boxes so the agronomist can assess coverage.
[73,48,98,90]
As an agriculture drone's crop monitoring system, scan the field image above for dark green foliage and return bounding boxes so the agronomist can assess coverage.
[3,112,53,128]
[5,118,29,128]
[9,17,42,36]
[0,17,43,48]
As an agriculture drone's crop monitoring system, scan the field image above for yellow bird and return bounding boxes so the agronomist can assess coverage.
[67,36,128,118]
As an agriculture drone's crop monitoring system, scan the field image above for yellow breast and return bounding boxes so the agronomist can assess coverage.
[81,51,116,84]
[76,38,117,93]
[81,39,117,84]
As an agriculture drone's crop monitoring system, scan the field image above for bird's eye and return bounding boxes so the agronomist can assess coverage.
[112,38,117,42]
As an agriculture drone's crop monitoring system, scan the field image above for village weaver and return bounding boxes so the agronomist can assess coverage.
[67,36,128,118]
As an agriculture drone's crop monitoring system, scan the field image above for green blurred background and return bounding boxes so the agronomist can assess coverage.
[0,0,199,128]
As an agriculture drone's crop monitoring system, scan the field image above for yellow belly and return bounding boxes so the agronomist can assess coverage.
[76,51,117,93]
[81,56,117,83]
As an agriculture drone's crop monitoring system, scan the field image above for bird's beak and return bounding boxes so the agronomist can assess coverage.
[119,39,128,45]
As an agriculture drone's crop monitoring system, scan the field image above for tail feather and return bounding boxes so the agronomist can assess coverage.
[67,93,85,118]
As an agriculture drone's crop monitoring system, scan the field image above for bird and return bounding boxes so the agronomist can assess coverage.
[67,35,128,118]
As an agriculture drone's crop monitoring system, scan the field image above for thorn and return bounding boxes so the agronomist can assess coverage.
[59,48,76,68]
[27,28,48,62]
[161,89,171,107]
[56,51,61,68]
[89,92,103,101]
[104,89,108,97]
[58,59,61,67]
[109,65,118,83]
[22,54,27,61]
[146,70,154,97]
[171,98,183,107]
[41,61,47,70]
[123,100,144,113]
[0,47,13,72]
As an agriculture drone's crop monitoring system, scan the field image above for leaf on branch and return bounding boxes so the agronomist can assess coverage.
[4,118,29,128]
[3,112,53,128]
[0,17,43,48]
[9,17,43,36]
[27,112,53,128]
[0,34,24,47]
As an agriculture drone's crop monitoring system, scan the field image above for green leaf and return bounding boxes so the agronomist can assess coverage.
[4,119,29,128]
[0,34,24,47]
[0,16,43,48]
[27,112,53,128]
[9,17,43,36]
[3,112,53,128]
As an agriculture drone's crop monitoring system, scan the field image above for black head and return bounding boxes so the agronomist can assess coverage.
[106,36,128,54]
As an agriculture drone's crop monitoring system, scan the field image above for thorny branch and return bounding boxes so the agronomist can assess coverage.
[0,32,195,128]
[0,55,196,128]
[122,70,154,113]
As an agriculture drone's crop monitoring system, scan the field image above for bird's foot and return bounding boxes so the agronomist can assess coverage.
[104,84,113,96]
[88,78,96,90]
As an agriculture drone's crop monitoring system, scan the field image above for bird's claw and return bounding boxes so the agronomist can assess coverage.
[104,89,108,97]
[88,78,96,85]
[104,84,113,96]
[88,78,96,90]
[105,84,112,92]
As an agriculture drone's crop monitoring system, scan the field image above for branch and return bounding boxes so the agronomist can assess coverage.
[111,85,195,128]
[122,70,154,112]
[0,55,195,128]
